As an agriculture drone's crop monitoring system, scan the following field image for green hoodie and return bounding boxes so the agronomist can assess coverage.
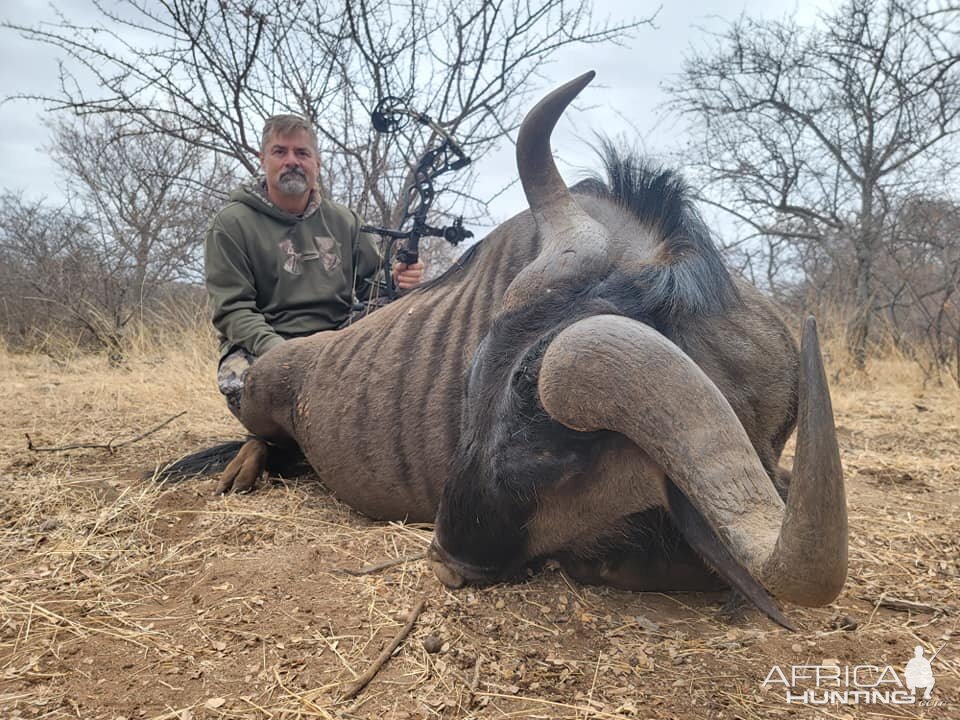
[205,181,384,358]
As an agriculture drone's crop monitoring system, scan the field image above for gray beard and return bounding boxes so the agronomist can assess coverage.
[277,170,309,195]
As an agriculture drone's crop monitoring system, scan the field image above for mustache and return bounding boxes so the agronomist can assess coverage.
[280,167,307,180]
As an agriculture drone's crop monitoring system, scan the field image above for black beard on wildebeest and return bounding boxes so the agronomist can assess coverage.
[431,157,797,629]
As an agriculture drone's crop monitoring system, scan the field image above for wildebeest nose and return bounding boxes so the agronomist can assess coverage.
[427,540,466,589]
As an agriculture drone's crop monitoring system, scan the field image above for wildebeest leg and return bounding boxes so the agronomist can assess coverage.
[216,438,269,494]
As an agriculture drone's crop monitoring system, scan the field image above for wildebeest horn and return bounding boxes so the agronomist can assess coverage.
[760,317,847,603]
[537,315,847,606]
[503,71,612,311]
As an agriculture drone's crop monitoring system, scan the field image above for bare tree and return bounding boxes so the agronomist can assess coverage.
[0,193,100,350]
[776,194,960,385]
[5,0,649,236]
[881,197,960,384]
[0,115,232,353]
[666,0,960,366]
[49,114,234,288]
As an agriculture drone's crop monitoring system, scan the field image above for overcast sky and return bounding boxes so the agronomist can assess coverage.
[1,0,838,235]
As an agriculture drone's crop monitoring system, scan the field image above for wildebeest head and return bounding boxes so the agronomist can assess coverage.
[428,72,846,624]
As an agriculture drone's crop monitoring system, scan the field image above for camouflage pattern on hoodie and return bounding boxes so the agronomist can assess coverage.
[205,180,384,358]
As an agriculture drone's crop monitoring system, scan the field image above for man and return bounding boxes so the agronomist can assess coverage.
[205,114,424,416]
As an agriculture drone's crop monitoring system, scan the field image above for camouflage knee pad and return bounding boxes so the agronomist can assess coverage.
[217,347,256,418]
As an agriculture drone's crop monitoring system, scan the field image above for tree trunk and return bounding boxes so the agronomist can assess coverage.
[847,249,872,369]
[848,188,876,370]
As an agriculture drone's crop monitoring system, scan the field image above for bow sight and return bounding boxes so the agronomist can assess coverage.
[360,96,473,296]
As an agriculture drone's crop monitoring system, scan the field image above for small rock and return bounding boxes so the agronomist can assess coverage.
[422,635,443,654]
[634,614,660,633]
[831,615,858,631]
[204,697,226,709]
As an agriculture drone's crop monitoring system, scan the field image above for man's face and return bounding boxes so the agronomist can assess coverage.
[260,128,320,199]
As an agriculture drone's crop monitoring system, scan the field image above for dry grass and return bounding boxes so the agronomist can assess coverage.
[1,322,958,719]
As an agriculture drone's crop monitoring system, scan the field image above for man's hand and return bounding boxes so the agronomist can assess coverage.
[392,261,426,290]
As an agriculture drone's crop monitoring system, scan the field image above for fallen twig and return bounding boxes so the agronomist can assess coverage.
[862,594,953,615]
[340,597,426,700]
[335,552,426,576]
[470,654,482,692]
[26,411,187,453]
[465,654,483,709]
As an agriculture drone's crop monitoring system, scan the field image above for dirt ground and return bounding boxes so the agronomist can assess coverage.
[1,343,958,720]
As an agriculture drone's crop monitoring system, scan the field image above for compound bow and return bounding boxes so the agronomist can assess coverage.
[360,97,474,298]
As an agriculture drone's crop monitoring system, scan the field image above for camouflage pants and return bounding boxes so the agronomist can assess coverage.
[217,347,257,420]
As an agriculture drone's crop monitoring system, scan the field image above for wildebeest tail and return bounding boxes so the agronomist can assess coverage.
[666,482,796,631]
[574,139,738,324]
[149,440,248,483]
[150,440,311,483]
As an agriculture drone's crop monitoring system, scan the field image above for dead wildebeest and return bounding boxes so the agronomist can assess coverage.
[164,72,846,630]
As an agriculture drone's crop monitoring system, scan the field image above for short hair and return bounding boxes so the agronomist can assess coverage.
[260,114,319,154]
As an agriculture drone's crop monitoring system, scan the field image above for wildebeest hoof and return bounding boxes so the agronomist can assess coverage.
[216,439,268,495]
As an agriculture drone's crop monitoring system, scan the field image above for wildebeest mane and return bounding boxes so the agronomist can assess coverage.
[412,240,484,291]
[572,139,739,321]
[413,140,737,329]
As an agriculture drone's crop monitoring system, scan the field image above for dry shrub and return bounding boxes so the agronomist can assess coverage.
[794,302,960,392]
